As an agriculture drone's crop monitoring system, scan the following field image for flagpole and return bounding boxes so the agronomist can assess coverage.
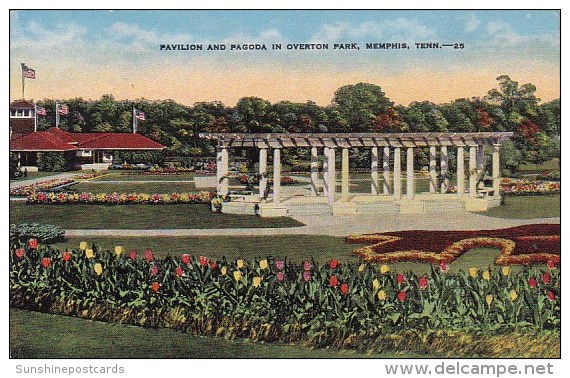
[132,106,137,133]
[34,103,37,132]
[55,103,60,128]
[21,63,25,99]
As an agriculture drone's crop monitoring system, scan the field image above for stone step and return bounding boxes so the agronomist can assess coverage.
[287,204,333,216]
[356,202,400,214]
[423,200,465,212]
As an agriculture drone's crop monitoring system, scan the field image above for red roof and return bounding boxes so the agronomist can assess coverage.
[10,99,35,108]
[10,127,165,151]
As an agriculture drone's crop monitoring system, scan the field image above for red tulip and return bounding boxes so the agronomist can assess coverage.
[199,255,209,267]
[28,239,38,249]
[151,282,161,293]
[330,259,339,269]
[275,260,285,271]
[547,291,556,302]
[144,249,154,262]
[41,257,51,268]
[439,261,449,273]
[340,283,349,295]
[397,291,407,302]
[175,266,184,277]
[542,273,551,285]
[396,273,405,284]
[418,277,429,290]
[303,271,311,281]
[303,261,312,271]
[15,248,25,259]
[529,278,538,288]
[209,261,217,270]
[276,271,285,282]
[181,254,191,265]
[150,265,159,276]
[62,251,72,261]
[547,259,557,269]
[129,249,138,260]
[329,275,338,287]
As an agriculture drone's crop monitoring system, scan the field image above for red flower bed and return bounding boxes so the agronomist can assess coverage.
[346,224,560,266]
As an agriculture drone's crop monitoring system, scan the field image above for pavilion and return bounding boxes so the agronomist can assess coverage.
[200,132,513,216]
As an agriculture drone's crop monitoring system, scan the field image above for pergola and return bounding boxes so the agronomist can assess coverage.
[199,132,513,214]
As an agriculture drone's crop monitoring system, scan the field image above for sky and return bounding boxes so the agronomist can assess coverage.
[9,10,560,106]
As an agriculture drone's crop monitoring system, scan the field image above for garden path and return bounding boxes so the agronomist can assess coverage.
[64,213,559,237]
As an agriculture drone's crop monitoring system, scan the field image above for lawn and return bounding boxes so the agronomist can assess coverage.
[70,181,199,193]
[11,309,415,358]
[96,171,198,181]
[9,202,304,229]
[480,195,560,219]
[518,158,560,173]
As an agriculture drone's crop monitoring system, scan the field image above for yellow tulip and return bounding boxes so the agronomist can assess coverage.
[380,264,390,274]
[259,259,268,270]
[85,248,94,259]
[482,270,491,281]
[469,267,478,278]
[94,263,103,276]
[114,246,123,256]
[79,241,87,250]
[486,294,494,305]
[377,290,387,301]
[510,289,518,301]
[233,270,242,282]
[372,278,380,290]
[252,276,262,287]
[502,266,511,276]
[236,259,244,269]
[220,266,227,276]
[358,263,366,272]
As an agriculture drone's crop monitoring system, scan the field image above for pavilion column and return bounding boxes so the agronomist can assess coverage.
[341,148,350,202]
[393,147,402,200]
[429,146,437,194]
[440,146,449,193]
[406,147,415,200]
[382,147,390,195]
[258,148,268,199]
[216,146,229,196]
[310,147,319,196]
[457,146,465,197]
[477,145,485,189]
[469,145,478,197]
[371,147,379,195]
[273,148,281,204]
[492,144,501,196]
[323,147,329,196]
[327,148,336,204]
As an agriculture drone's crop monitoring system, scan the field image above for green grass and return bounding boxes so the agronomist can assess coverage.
[518,158,560,173]
[479,195,560,219]
[9,202,304,229]
[96,172,197,181]
[70,182,199,193]
[11,309,422,358]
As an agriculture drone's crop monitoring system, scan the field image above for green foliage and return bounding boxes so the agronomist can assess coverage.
[10,223,65,244]
[112,150,165,164]
[37,152,71,172]
[10,153,22,179]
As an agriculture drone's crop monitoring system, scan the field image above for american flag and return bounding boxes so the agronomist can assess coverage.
[36,105,46,116]
[135,109,146,121]
[22,64,36,79]
[57,104,69,115]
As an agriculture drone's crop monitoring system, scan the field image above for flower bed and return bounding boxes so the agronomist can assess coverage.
[346,224,560,266]
[74,173,104,180]
[9,242,560,350]
[237,174,300,185]
[10,179,76,197]
[26,191,215,205]
[501,179,560,196]
[120,167,195,176]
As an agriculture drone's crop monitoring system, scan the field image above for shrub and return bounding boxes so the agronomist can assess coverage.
[37,152,71,172]
[10,223,65,244]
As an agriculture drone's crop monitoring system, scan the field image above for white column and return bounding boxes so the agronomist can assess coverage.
[393,147,402,200]
[327,148,336,204]
[429,146,437,194]
[273,148,281,203]
[477,145,485,189]
[457,146,465,197]
[258,148,268,198]
[341,148,349,201]
[221,147,229,196]
[383,147,390,195]
[469,145,477,198]
[310,147,318,196]
[406,147,415,200]
[440,146,449,193]
[371,147,379,195]
[216,147,227,195]
[492,144,501,196]
[323,147,329,196]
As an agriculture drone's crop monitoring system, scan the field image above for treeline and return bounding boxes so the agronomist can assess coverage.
[34,75,560,173]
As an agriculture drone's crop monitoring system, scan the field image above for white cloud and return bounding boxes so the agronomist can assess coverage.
[11,20,87,50]
[463,13,481,33]
[485,20,559,47]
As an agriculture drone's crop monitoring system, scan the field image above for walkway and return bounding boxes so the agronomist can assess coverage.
[9,172,79,189]
[64,213,560,237]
